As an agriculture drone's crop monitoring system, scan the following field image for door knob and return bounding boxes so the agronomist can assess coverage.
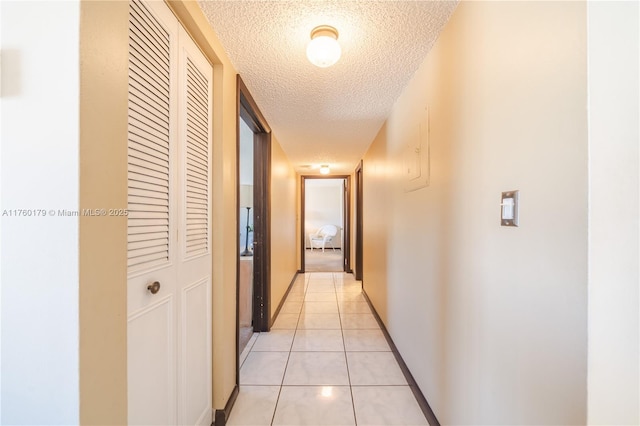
[147,281,161,294]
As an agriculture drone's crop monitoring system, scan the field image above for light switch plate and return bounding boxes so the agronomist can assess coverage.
[501,190,519,227]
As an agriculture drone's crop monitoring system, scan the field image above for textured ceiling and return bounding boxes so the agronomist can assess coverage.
[198,0,458,175]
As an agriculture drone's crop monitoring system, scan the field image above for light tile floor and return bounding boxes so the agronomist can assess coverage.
[229,272,429,426]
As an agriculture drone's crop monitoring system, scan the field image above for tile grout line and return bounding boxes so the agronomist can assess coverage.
[269,273,307,425]
[335,272,359,426]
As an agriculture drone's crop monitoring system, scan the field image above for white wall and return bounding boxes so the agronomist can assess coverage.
[587,2,640,423]
[239,118,254,252]
[1,1,80,423]
[239,118,254,186]
[363,2,588,424]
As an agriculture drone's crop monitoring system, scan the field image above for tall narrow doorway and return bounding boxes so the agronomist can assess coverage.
[301,176,351,273]
[238,117,254,354]
[236,76,272,379]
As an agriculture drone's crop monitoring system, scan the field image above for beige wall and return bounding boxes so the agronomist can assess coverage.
[363,2,588,424]
[270,136,299,319]
[79,1,129,423]
[587,1,639,424]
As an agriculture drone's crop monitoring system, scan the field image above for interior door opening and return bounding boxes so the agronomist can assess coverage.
[238,117,254,356]
[236,76,272,398]
[301,176,351,273]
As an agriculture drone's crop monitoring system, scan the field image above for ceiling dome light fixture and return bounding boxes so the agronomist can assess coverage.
[319,165,330,175]
[306,25,341,68]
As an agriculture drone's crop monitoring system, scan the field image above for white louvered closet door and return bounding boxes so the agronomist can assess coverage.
[127,0,212,425]
[176,21,213,426]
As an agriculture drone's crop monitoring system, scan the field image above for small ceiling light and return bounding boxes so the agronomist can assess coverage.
[306,25,341,68]
[319,165,330,175]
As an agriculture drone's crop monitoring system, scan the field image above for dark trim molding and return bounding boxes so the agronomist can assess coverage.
[361,290,441,426]
[300,176,306,272]
[343,176,351,273]
[271,271,300,324]
[213,384,239,426]
[237,77,271,134]
[236,75,272,334]
[253,131,272,331]
[354,160,363,281]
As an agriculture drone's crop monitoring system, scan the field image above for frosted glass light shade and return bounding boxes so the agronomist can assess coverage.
[240,184,253,208]
[319,165,330,175]
[307,26,341,68]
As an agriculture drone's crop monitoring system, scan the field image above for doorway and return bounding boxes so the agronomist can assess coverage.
[300,175,351,273]
[238,117,254,355]
[236,76,271,369]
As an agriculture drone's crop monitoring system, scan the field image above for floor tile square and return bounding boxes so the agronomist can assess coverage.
[289,281,307,291]
[283,352,349,385]
[306,282,336,293]
[347,352,407,385]
[338,301,371,314]
[335,283,362,293]
[343,329,391,351]
[308,272,334,280]
[240,351,289,385]
[271,313,300,329]
[333,272,355,281]
[351,386,428,425]
[304,292,337,302]
[280,301,303,314]
[239,333,258,367]
[340,313,380,329]
[292,329,344,352]
[226,385,280,426]
[298,313,341,329]
[284,291,305,302]
[272,386,355,426]
[337,292,366,302]
[303,301,339,314]
[252,330,295,351]
[290,279,307,289]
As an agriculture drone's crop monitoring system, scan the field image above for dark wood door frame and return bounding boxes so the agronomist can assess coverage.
[355,161,363,281]
[300,175,351,273]
[236,75,271,339]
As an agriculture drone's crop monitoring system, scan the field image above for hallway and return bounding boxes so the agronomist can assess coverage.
[228,273,428,426]
[2,1,638,424]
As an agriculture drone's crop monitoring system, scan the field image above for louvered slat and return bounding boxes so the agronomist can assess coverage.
[128,225,168,235]
[184,58,209,257]
[129,231,169,243]
[128,0,171,272]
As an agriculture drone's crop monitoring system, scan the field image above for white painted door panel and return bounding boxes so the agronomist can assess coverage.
[128,297,176,425]
[127,0,212,424]
[181,279,211,425]
[177,23,213,426]
[128,0,179,424]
